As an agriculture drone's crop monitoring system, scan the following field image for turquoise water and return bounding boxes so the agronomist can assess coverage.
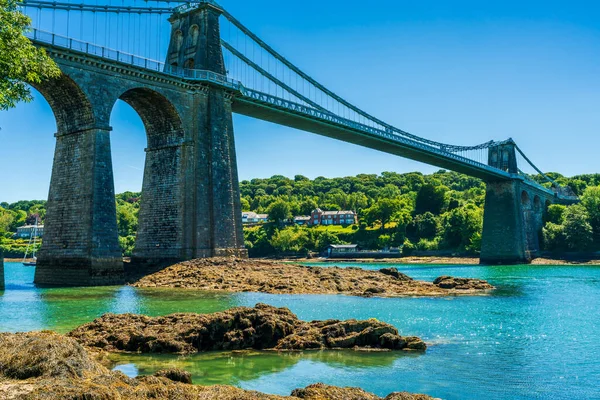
[1,261,600,399]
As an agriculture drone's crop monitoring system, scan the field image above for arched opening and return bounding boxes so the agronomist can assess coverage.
[188,24,199,47]
[533,196,542,212]
[521,191,531,208]
[0,86,56,227]
[183,58,195,69]
[491,151,498,163]
[30,73,96,134]
[109,88,186,261]
[174,30,183,51]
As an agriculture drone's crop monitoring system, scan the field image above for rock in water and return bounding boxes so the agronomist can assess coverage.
[379,267,413,281]
[69,304,426,353]
[291,383,438,400]
[433,276,494,290]
[152,369,193,384]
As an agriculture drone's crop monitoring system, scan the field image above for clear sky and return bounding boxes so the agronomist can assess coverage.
[0,0,599,203]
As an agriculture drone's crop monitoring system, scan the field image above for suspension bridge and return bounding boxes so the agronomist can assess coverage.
[14,0,578,286]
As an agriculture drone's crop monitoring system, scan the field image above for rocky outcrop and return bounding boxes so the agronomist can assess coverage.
[132,257,494,297]
[0,332,436,400]
[379,267,413,281]
[433,276,494,290]
[68,304,426,353]
[291,383,437,400]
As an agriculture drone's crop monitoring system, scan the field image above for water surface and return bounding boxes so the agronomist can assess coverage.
[1,261,599,399]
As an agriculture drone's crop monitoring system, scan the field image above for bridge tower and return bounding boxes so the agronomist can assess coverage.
[150,0,246,261]
[35,1,246,286]
[480,140,545,264]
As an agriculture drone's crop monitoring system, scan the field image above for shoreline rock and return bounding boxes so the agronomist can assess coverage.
[68,304,426,354]
[131,257,494,297]
[0,331,437,400]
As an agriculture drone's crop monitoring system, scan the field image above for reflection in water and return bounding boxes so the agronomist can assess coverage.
[1,262,600,399]
[109,349,413,386]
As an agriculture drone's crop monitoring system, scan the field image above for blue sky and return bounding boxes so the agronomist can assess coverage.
[1,0,599,203]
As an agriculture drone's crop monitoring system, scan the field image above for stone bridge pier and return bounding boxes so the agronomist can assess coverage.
[480,142,554,264]
[34,2,246,286]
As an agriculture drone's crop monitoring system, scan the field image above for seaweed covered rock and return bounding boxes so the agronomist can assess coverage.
[69,304,425,353]
[0,331,107,380]
[153,369,193,384]
[132,257,494,297]
[0,332,435,400]
[379,268,413,281]
[291,383,437,400]
[433,276,493,290]
[275,319,425,351]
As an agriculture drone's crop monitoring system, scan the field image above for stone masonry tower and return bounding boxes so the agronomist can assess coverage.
[161,0,246,259]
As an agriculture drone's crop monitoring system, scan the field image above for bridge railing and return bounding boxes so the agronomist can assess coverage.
[239,87,513,178]
[27,28,240,90]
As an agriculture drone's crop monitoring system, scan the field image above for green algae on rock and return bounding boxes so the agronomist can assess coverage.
[68,304,426,353]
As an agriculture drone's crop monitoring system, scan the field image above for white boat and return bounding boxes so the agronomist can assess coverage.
[22,218,40,267]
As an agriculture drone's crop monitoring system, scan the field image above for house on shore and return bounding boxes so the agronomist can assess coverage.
[310,208,357,226]
[327,244,359,257]
[242,212,269,224]
[14,224,44,238]
[293,216,311,225]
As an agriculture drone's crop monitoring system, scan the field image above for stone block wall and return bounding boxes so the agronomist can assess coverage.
[481,180,550,264]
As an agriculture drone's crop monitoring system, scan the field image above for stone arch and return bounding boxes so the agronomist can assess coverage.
[174,30,184,50]
[183,58,195,69]
[188,24,199,47]
[533,195,542,212]
[29,73,95,134]
[521,191,531,209]
[109,87,187,263]
[117,87,185,148]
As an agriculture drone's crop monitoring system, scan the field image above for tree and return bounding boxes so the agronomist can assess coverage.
[410,212,439,240]
[545,204,567,225]
[415,183,447,215]
[240,197,251,212]
[581,186,600,244]
[267,199,291,224]
[440,204,483,250]
[270,226,309,254]
[542,222,566,251]
[364,198,403,230]
[1,0,60,110]
[563,205,593,251]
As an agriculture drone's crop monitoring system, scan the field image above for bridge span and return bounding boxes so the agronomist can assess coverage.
[14,0,577,286]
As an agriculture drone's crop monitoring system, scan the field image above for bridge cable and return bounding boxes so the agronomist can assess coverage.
[220,9,496,153]
[221,40,328,113]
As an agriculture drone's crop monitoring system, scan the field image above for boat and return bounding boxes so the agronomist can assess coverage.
[22,218,40,267]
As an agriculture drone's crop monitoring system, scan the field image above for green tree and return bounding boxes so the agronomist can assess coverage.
[1,0,60,110]
[440,204,483,251]
[240,197,251,212]
[581,186,600,244]
[270,226,309,254]
[415,183,447,215]
[563,204,593,251]
[545,204,567,225]
[267,199,291,224]
[364,198,403,230]
[542,222,566,251]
